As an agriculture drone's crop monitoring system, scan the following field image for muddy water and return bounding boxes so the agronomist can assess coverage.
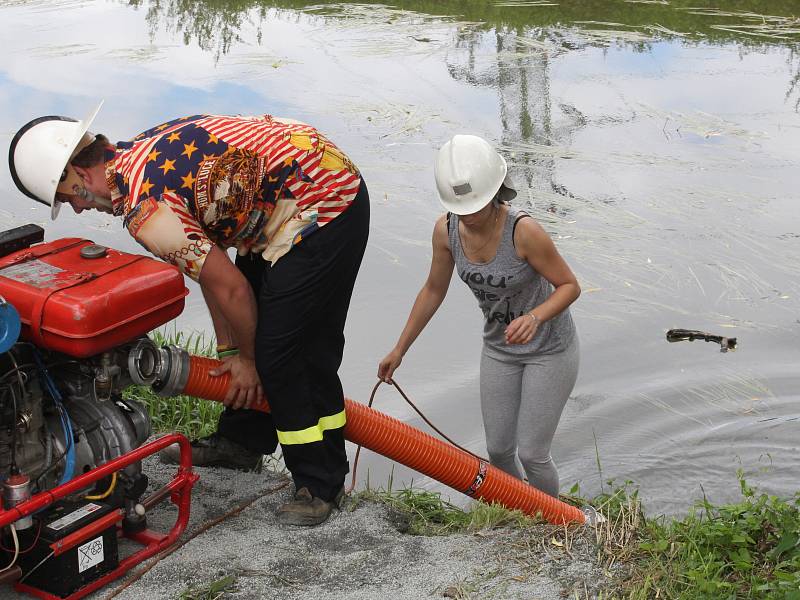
[1,0,798,516]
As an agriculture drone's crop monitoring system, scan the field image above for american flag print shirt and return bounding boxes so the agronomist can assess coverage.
[105,114,361,281]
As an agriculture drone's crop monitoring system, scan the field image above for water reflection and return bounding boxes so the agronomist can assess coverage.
[126,0,800,49]
[1,0,799,515]
[128,0,271,60]
[447,27,559,202]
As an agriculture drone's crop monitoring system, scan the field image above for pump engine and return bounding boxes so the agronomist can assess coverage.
[0,224,190,598]
[0,339,152,515]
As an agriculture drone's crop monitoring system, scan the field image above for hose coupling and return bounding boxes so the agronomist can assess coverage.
[128,338,190,396]
[581,506,606,526]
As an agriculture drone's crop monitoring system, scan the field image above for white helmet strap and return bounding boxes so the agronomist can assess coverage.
[55,133,96,197]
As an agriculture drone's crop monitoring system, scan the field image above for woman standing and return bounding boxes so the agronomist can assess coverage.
[378,135,580,498]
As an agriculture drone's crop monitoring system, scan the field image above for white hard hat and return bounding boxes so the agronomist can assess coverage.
[434,134,516,215]
[8,101,103,220]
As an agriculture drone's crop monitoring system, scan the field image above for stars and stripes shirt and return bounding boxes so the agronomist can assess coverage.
[104,114,362,281]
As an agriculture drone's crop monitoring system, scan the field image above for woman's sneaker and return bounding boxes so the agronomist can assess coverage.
[159,432,263,471]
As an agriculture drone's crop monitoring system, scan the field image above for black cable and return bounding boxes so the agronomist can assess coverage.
[0,388,10,473]
[0,363,35,383]
[0,352,77,490]
[2,351,28,475]
[0,520,41,555]
[33,439,68,492]
[7,384,18,475]
[18,549,54,583]
[0,361,91,387]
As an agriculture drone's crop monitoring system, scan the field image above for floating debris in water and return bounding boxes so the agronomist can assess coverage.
[564,23,661,46]
[636,104,769,142]
[106,45,182,63]
[644,23,688,37]
[26,43,95,58]
[221,52,297,78]
[679,8,800,41]
[300,3,482,57]
[346,100,452,139]
[666,329,737,353]
[493,1,559,6]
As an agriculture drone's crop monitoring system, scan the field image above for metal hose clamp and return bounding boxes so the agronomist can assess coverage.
[582,506,606,526]
[128,339,190,396]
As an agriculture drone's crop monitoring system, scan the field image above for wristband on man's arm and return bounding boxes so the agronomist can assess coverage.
[216,344,240,359]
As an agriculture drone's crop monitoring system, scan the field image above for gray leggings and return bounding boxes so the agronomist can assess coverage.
[479,338,579,497]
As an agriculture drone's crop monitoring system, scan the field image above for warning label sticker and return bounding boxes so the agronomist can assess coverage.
[0,259,64,288]
[77,536,104,573]
[47,503,103,532]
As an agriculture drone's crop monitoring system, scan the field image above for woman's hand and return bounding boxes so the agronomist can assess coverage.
[378,348,404,383]
[505,313,540,345]
[209,355,264,410]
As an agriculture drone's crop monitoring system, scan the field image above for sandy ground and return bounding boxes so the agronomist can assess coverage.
[109,456,612,600]
[1,456,613,600]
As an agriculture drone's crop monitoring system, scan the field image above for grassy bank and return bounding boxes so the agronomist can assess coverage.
[353,478,800,599]
[605,476,800,599]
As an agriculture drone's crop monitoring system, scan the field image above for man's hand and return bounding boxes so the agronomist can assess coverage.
[505,313,540,345]
[209,355,264,410]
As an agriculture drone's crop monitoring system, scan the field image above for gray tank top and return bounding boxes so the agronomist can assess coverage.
[448,205,576,358]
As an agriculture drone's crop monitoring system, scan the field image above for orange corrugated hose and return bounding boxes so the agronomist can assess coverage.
[182,355,586,525]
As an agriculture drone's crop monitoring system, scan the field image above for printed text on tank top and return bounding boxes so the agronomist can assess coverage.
[447,204,576,356]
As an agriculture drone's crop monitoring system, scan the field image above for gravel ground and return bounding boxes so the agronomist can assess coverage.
[1,455,614,600]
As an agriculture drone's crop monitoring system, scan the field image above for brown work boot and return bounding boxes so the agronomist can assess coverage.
[159,433,263,471]
[276,487,343,526]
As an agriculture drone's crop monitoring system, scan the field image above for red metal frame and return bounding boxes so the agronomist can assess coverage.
[0,434,199,600]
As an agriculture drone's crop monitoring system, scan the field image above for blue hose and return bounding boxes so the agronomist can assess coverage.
[33,350,75,485]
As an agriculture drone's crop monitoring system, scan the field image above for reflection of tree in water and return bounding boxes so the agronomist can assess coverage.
[785,49,800,111]
[124,0,576,187]
[125,0,800,150]
[126,0,275,60]
[446,27,575,214]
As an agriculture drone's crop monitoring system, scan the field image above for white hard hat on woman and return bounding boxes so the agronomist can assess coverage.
[434,134,516,215]
[8,102,103,220]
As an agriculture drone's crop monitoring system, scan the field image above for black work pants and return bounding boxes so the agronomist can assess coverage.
[217,181,369,502]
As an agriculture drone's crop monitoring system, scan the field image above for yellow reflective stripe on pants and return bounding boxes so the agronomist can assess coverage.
[276,410,347,445]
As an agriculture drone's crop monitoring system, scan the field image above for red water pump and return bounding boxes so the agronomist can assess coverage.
[0,224,198,599]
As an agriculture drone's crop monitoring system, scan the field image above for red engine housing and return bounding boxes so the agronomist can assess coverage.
[0,238,187,358]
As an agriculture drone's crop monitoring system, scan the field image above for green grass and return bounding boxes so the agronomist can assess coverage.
[353,485,541,536]
[612,472,800,599]
[126,383,225,439]
[179,574,236,600]
[124,328,224,439]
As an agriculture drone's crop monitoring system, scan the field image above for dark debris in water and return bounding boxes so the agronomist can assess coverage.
[666,328,738,352]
